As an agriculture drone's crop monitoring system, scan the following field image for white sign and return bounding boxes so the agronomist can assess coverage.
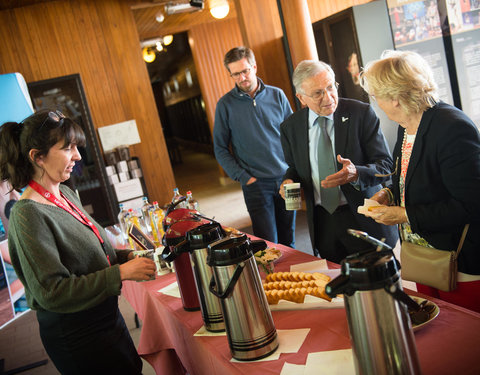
[112,178,144,202]
[97,119,141,152]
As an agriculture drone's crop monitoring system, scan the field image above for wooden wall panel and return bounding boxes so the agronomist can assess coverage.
[308,0,372,23]
[234,0,295,108]
[189,18,243,134]
[189,17,244,179]
[0,0,175,206]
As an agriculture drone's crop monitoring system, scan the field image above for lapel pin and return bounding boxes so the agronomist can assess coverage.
[342,117,349,122]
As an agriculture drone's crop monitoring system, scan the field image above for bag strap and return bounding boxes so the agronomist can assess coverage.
[455,224,470,258]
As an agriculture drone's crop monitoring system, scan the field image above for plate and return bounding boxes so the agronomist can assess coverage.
[410,296,440,331]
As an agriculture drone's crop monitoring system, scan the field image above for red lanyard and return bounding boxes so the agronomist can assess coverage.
[28,180,111,266]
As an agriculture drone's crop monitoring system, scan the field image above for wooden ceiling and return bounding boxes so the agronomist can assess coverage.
[131,0,237,41]
[0,0,237,42]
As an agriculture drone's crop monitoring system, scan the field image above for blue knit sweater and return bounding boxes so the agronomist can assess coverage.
[213,78,293,185]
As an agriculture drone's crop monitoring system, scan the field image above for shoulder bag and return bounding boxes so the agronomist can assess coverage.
[400,224,470,292]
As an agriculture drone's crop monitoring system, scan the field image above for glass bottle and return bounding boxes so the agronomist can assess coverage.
[149,201,165,247]
[185,190,199,211]
[117,203,129,241]
[172,187,187,208]
[140,196,153,234]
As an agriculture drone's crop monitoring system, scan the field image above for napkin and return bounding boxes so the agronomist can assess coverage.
[231,328,310,362]
[280,362,306,375]
[158,281,181,298]
[304,349,355,375]
[357,198,385,216]
[290,259,328,272]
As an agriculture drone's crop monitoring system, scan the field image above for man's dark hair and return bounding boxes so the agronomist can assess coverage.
[223,46,256,72]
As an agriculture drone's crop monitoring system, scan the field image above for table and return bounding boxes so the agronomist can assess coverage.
[122,241,480,375]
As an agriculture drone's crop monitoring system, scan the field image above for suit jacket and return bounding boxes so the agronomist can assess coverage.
[391,102,480,275]
[280,98,398,250]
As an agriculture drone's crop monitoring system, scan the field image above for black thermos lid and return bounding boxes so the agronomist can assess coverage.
[341,250,400,291]
[207,234,257,267]
[185,222,225,250]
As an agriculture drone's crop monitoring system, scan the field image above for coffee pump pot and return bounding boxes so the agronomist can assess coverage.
[325,241,422,375]
[208,234,278,361]
[174,222,226,332]
[162,210,209,311]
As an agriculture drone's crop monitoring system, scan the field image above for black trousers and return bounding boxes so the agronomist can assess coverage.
[313,204,374,264]
[37,296,142,375]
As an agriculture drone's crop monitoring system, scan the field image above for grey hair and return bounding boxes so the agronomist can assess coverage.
[292,60,335,94]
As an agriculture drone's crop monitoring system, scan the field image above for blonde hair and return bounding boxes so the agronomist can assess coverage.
[359,50,439,114]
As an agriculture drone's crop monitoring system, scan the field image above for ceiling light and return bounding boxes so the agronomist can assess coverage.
[163,35,174,46]
[156,42,164,52]
[155,12,165,23]
[142,47,156,63]
[165,0,204,15]
[210,0,229,19]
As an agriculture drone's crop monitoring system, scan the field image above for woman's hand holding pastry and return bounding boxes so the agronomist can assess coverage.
[367,205,408,225]
[119,256,156,281]
[369,188,392,206]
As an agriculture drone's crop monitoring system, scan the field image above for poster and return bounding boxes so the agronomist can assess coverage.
[387,0,455,105]
[445,0,480,127]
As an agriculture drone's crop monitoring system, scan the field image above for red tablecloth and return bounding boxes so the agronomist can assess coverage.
[122,240,480,375]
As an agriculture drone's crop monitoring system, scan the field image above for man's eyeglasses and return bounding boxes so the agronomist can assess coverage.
[40,110,66,128]
[230,67,251,79]
[303,82,339,101]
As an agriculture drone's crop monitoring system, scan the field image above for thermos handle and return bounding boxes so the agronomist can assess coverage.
[161,246,177,263]
[209,263,245,299]
[385,284,422,311]
[165,196,188,215]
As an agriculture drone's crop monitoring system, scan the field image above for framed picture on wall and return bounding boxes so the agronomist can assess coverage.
[313,10,369,103]
[27,74,118,227]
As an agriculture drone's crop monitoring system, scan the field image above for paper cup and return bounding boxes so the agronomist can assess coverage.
[284,183,301,211]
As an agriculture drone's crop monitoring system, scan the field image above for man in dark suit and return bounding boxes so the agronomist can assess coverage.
[280,60,398,263]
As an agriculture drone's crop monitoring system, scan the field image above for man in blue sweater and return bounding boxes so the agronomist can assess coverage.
[213,46,296,247]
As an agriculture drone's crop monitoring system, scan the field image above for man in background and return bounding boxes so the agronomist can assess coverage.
[280,60,398,262]
[214,46,296,247]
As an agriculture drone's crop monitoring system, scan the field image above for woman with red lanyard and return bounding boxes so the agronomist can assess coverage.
[358,50,480,313]
[0,109,156,374]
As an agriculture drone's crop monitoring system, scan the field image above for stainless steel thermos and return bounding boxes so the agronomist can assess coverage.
[326,249,422,375]
[174,222,226,332]
[208,234,279,361]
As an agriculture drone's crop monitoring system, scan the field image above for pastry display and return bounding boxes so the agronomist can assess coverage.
[263,271,332,304]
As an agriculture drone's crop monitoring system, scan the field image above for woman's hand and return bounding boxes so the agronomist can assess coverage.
[370,188,392,206]
[366,205,408,225]
[119,256,156,281]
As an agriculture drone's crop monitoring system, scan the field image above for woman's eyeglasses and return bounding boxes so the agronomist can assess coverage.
[40,110,66,128]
